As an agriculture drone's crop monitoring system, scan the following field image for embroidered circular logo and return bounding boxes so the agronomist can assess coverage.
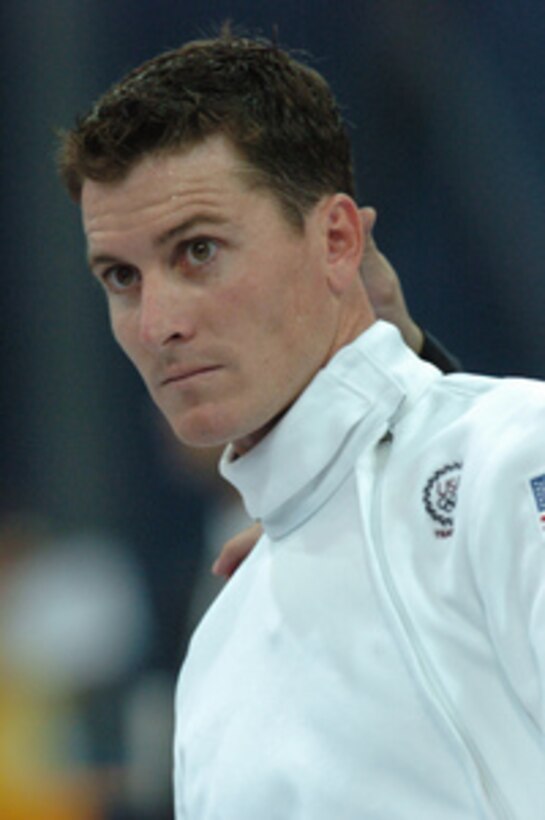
[423,462,463,532]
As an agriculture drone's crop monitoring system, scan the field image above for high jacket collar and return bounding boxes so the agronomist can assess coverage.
[220,322,440,539]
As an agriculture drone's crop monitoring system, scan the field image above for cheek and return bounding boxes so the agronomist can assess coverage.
[109,310,144,368]
[109,309,129,350]
[222,265,294,332]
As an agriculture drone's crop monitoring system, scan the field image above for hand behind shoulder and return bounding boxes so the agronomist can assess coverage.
[359,207,424,354]
[212,521,263,579]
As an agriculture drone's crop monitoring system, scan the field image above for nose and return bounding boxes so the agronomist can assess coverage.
[138,274,196,350]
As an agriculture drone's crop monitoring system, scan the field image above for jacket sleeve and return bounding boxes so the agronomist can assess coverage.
[465,384,545,735]
[419,330,462,374]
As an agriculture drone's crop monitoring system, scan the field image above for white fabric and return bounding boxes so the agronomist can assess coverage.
[174,321,545,819]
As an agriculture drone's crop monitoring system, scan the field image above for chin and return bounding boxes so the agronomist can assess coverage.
[165,408,236,449]
[171,425,229,449]
[163,400,271,452]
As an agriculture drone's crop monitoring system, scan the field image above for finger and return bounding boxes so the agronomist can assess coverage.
[359,206,377,238]
[212,522,263,579]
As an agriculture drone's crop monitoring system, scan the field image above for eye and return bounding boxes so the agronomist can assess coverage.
[101,265,140,293]
[185,238,218,267]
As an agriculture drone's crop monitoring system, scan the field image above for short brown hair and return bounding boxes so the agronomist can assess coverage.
[58,30,356,227]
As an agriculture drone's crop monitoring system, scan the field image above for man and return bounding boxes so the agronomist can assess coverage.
[59,32,545,819]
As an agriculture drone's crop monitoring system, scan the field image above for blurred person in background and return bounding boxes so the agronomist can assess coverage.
[0,513,155,820]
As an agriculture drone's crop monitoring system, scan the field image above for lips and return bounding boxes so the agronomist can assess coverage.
[160,365,221,386]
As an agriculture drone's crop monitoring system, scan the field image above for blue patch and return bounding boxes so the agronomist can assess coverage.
[530,474,545,513]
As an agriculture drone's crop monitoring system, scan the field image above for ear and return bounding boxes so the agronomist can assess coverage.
[322,194,365,295]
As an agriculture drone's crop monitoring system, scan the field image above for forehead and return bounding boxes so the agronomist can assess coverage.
[81,136,252,240]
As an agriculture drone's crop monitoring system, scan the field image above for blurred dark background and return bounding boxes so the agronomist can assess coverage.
[1,1,545,817]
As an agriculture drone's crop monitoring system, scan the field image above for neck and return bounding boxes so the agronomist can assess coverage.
[231,310,376,459]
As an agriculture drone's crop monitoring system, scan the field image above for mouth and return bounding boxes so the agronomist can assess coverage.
[160,365,222,387]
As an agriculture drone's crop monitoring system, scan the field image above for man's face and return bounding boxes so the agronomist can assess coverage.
[82,136,345,453]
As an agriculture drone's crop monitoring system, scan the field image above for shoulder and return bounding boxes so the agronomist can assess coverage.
[471,375,545,421]
[461,376,545,473]
[428,373,545,445]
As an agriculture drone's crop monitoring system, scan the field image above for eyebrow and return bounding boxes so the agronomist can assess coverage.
[154,214,229,248]
[87,213,229,271]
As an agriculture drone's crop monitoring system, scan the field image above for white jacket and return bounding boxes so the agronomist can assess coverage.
[174,321,545,819]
